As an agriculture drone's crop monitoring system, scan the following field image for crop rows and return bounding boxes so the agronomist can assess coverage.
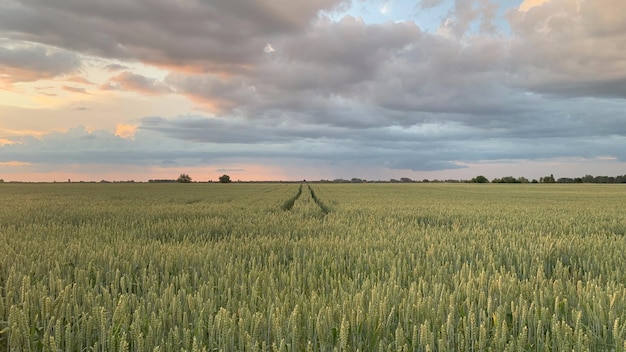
[281,185,303,211]
[1,183,626,351]
[307,185,331,215]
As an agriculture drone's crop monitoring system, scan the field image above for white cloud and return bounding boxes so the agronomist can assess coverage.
[264,43,275,53]
[379,1,391,14]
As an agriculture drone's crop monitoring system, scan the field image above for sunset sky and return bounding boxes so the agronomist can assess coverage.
[1,0,625,182]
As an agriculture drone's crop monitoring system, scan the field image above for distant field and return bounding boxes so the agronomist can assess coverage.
[1,183,626,351]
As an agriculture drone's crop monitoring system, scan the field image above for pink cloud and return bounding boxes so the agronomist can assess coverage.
[62,85,90,94]
[64,76,95,85]
[518,0,550,12]
[102,71,171,95]
[114,124,137,139]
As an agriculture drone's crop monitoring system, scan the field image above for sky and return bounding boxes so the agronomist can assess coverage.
[1,0,625,182]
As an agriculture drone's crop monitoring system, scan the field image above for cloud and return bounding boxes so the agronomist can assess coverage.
[506,0,626,98]
[115,124,137,139]
[102,71,172,95]
[0,0,349,72]
[379,1,391,15]
[62,85,90,94]
[437,0,499,37]
[0,126,158,165]
[215,168,246,173]
[167,17,421,117]
[518,0,550,12]
[0,161,32,167]
[420,0,444,10]
[65,76,95,85]
[1,110,625,178]
[0,41,81,83]
[104,63,129,72]
[263,43,275,54]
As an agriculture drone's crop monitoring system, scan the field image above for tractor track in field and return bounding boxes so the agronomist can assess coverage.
[307,185,331,214]
[281,184,303,211]
[281,184,331,215]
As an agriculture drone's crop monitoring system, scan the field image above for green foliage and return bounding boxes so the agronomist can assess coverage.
[1,183,626,351]
[218,174,231,183]
[176,173,192,183]
[492,176,529,183]
[470,175,489,183]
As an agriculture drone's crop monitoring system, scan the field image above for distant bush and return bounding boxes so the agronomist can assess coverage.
[177,174,192,183]
[470,175,489,183]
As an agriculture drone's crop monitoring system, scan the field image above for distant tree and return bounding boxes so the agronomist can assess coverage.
[177,174,192,183]
[351,178,364,183]
[0,178,4,183]
[400,177,413,183]
[595,176,614,183]
[219,174,231,183]
[582,174,594,183]
[557,177,575,183]
[540,174,555,183]
[503,176,518,183]
[470,175,489,183]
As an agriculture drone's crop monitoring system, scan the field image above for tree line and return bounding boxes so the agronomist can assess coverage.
[470,174,626,183]
[3,173,625,184]
[148,174,232,183]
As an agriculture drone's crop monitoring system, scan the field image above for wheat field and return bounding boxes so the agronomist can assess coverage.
[1,183,625,351]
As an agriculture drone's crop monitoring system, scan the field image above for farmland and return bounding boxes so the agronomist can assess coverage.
[1,183,626,351]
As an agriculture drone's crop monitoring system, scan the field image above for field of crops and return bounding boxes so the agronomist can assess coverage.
[1,183,626,351]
